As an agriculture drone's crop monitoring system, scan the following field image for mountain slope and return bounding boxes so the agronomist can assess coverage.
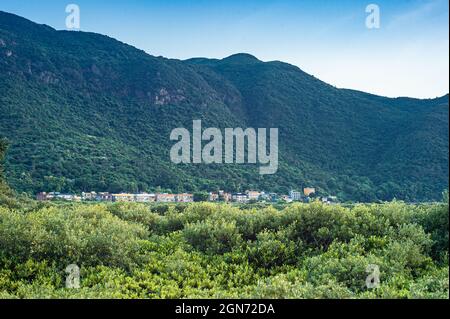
[0,11,448,201]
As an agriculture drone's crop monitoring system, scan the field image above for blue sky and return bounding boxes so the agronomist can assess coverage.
[0,0,448,98]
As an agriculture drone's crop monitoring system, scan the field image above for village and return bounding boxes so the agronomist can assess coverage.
[36,187,339,204]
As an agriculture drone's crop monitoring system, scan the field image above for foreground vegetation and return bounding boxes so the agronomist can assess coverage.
[0,196,448,299]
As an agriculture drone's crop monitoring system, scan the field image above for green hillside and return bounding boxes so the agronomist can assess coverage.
[0,200,448,299]
[0,138,8,191]
[0,11,448,201]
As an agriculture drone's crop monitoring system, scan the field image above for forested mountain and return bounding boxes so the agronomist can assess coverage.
[0,11,448,201]
[0,137,14,205]
[0,138,7,187]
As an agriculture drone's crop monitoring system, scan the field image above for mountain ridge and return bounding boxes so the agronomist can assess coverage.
[0,11,448,201]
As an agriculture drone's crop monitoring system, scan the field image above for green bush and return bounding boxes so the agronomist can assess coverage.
[0,200,448,299]
[184,218,242,254]
[0,205,148,269]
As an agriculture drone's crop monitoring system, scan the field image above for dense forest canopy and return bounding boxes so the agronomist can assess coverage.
[0,138,5,175]
[0,11,448,202]
[0,138,11,198]
[0,199,448,298]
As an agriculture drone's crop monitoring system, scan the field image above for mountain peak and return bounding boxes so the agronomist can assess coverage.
[221,53,260,64]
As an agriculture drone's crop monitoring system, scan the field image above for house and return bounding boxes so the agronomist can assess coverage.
[47,192,59,200]
[209,192,219,202]
[304,187,316,197]
[232,193,249,203]
[176,193,194,202]
[38,192,75,201]
[210,190,232,202]
[329,196,338,202]
[246,190,261,201]
[82,192,97,201]
[259,192,271,202]
[56,193,75,201]
[218,190,232,202]
[96,192,112,202]
[112,193,135,202]
[281,195,293,203]
[135,193,156,202]
[268,193,279,202]
[289,190,303,201]
[36,192,50,201]
[321,196,338,205]
[156,193,177,202]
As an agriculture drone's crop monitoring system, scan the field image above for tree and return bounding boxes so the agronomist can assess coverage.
[193,192,209,202]
[0,138,9,188]
[0,138,14,204]
[0,138,7,176]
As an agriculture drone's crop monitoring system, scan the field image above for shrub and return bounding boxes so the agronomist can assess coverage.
[0,204,148,269]
[184,218,242,254]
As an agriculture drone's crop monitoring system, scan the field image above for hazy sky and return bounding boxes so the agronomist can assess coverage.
[0,0,448,98]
